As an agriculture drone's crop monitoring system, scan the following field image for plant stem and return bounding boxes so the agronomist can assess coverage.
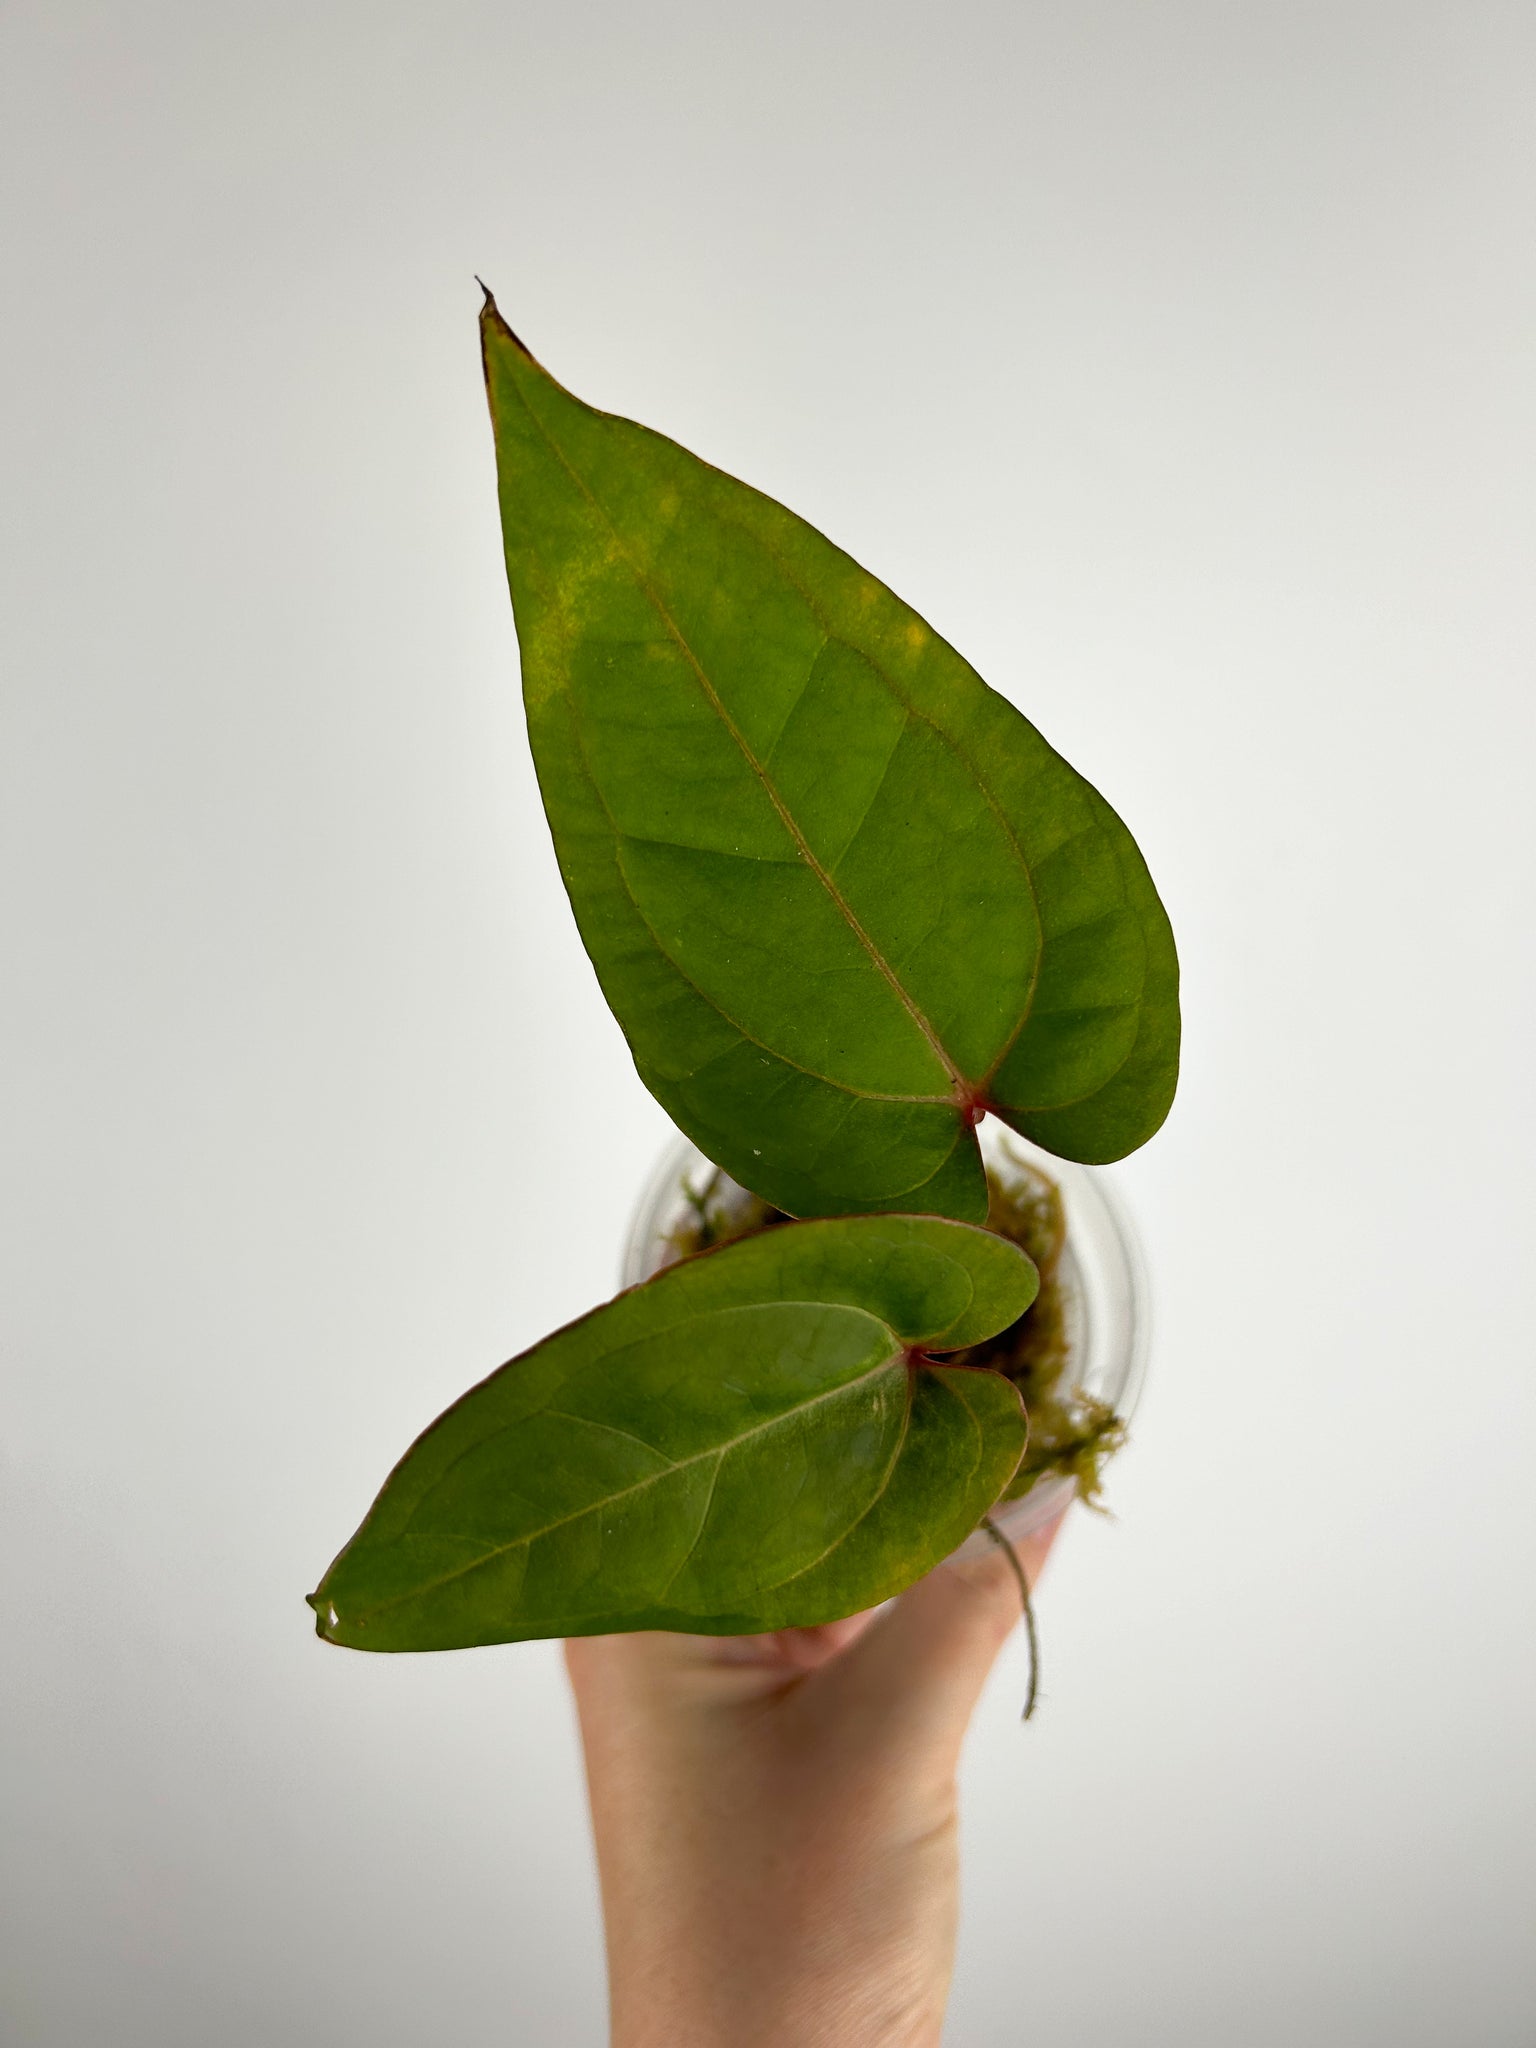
[980,1513,1039,1721]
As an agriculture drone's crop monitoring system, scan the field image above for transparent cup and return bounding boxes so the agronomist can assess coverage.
[622,1119,1150,1563]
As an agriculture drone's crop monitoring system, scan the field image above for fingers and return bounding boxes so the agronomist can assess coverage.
[567,1606,884,1702]
[564,1512,1063,1737]
[564,1617,859,1718]
[701,1611,882,1672]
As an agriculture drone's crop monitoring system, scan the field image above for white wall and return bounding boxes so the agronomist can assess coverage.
[3,4,1533,2042]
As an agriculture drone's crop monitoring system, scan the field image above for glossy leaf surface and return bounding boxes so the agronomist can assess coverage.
[482,296,1179,1220]
[310,1217,1033,1649]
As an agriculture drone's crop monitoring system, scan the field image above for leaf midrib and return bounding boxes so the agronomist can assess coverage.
[724,515,1055,1094]
[342,1345,909,1627]
[551,631,956,1106]
[507,376,970,1105]
[552,679,962,1105]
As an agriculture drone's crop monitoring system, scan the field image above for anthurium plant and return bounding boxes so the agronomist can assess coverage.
[308,292,1179,1655]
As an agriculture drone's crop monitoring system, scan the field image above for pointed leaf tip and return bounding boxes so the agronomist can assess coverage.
[476,281,533,359]
[306,1588,341,1641]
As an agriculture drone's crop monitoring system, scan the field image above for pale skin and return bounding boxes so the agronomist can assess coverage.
[564,1516,1061,2048]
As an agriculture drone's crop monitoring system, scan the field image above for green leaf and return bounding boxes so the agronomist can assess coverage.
[482,295,1180,1220]
[309,1216,1033,1649]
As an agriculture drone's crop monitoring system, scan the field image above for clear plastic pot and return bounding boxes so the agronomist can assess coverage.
[621,1119,1150,1562]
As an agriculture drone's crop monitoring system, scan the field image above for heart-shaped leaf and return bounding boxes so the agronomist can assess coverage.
[482,296,1179,1221]
[309,1216,1033,1649]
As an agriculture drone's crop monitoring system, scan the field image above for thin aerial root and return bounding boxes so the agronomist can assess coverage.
[981,1513,1040,1721]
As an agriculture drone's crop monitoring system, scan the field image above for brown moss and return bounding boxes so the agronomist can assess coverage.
[948,1142,1126,1509]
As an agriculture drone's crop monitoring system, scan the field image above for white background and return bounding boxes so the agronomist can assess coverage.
[4,5,1534,2043]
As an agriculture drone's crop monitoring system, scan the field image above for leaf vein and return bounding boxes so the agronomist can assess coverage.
[743,1362,916,1597]
[512,402,967,1101]
[354,1351,905,1626]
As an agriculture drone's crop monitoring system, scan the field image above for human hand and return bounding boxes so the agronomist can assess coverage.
[563,1515,1062,2048]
